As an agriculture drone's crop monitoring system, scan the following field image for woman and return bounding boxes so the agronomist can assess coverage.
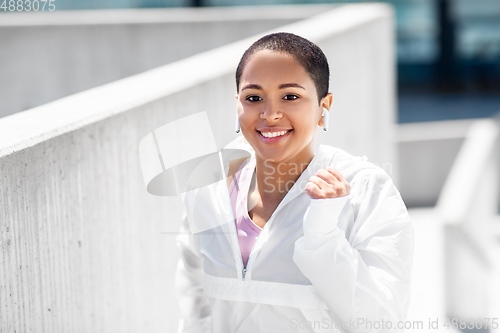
[175,32,414,333]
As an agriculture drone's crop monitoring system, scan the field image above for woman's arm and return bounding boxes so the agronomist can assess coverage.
[293,169,414,333]
[174,211,212,333]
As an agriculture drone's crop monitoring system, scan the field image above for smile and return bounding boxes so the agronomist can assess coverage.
[257,129,293,144]
[259,130,291,138]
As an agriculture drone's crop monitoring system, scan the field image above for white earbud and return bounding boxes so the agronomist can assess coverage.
[322,108,329,131]
[235,115,240,133]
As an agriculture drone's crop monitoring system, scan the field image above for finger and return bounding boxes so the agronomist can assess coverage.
[315,169,340,185]
[308,175,332,190]
[326,167,351,196]
[326,167,347,183]
[305,181,322,199]
[311,175,350,198]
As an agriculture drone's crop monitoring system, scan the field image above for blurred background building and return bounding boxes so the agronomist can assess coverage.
[2,0,500,122]
[0,1,499,333]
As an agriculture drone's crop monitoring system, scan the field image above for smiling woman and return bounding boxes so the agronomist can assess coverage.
[175,32,414,333]
[235,49,331,186]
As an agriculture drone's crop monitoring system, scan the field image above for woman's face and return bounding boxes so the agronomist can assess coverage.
[236,49,331,165]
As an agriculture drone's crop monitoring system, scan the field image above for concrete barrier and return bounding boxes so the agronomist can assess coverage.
[404,117,500,331]
[404,117,500,330]
[436,118,500,322]
[0,4,396,332]
[0,5,334,118]
[397,119,474,207]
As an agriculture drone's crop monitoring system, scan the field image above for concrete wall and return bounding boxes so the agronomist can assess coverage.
[0,4,396,332]
[437,118,500,321]
[0,5,334,118]
[405,118,500,328]
[314,6,398,184]
[397,119,474,207]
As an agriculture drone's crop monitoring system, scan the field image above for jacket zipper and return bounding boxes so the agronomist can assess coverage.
[226,189,251,281]
[229,158,261,281]
[238,211,277,281]
[232,157,303,281]
[230,200,274,281]
[234,218,268,281]
[235,195,302,281]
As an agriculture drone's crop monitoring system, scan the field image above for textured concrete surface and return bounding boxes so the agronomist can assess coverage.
[0,110,186,331]
[0,4,396,332]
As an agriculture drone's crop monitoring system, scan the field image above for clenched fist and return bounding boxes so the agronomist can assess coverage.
[305,167,350,199]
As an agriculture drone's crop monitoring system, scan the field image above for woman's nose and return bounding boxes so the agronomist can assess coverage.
[260,101,283,121]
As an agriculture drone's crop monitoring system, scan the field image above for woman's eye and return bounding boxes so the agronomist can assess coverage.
[284,94,299,100]
[246,95,262,102]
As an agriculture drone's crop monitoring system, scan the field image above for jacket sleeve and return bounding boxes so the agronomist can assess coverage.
[174,211,212,333]
[293,169,414,333]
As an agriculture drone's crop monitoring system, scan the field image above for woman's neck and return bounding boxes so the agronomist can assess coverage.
[253,146,315,201]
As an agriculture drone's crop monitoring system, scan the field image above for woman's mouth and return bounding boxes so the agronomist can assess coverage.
[257,129,293,142]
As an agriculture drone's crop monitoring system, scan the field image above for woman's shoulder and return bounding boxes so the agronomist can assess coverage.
[226,156,251,189]
[223,135,255,189]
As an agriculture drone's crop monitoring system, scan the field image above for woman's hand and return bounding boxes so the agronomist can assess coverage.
[305,167,350,199]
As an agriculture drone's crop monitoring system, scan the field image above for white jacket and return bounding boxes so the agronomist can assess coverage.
[174,138,414,333]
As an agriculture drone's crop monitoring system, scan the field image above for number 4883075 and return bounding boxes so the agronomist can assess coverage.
[1,0,56,11]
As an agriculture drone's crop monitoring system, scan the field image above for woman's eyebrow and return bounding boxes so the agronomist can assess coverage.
[242,84,262,91]
[279,83,305,90]
[241,83,306,91]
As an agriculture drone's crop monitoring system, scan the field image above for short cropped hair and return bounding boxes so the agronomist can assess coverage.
[235,32,330,105]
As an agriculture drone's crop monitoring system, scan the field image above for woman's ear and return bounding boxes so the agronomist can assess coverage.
[235,94,238,100]
[318,93,333,128]
[321,93,333,110]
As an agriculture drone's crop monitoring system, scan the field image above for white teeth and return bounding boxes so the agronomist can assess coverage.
[261,130,289,138]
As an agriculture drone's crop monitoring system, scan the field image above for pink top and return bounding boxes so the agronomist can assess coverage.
[228,157,262,269]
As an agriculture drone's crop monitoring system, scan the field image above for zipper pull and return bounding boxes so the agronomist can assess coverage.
[242,268,247,281]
